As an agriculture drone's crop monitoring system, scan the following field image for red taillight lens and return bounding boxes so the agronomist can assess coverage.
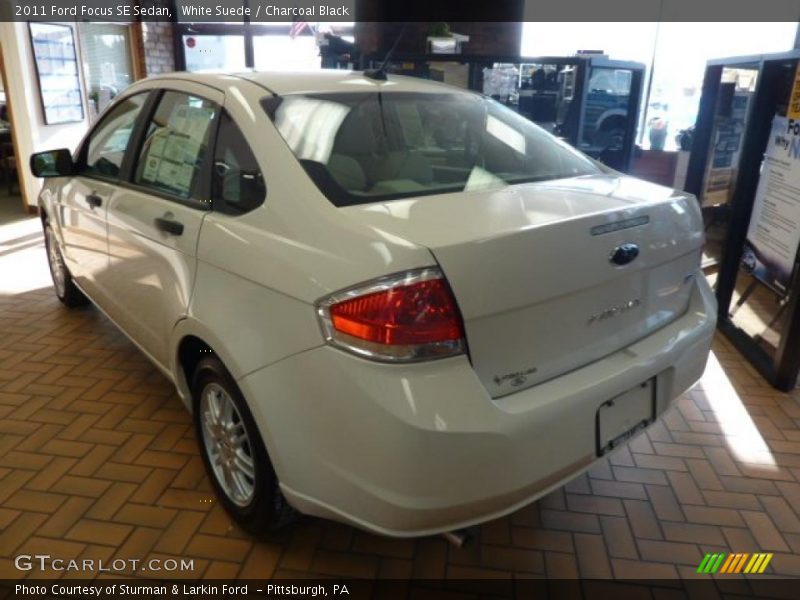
[318,269,466,362]
[330,278,463,345]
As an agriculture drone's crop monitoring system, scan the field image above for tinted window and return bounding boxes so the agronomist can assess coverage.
[212,111,266,214]
[134,91,217,200]
[83,93,147,179]
[268,92,599,207]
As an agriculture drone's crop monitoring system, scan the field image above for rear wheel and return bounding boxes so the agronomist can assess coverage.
[192,356,296,533]
[44,223,88,307]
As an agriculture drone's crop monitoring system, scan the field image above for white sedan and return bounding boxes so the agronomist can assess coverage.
[32,70,716,537]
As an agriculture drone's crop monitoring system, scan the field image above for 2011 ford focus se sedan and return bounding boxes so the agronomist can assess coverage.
[31,70,716,537]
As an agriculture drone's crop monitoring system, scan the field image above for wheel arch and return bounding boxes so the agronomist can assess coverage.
[595,110,627,133]
[171,319,242,411]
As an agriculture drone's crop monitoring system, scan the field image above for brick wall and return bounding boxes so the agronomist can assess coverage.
[141,22,175,76]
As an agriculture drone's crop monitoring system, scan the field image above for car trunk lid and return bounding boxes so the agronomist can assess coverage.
[341,174,704,397]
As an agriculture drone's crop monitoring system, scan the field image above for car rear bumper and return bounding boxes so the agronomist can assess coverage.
[239,273,716,537]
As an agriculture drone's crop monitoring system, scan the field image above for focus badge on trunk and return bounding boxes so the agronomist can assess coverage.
[609,243,640,266]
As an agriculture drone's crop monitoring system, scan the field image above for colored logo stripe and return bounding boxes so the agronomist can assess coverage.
[697,553,726,573]
[700,553,773,574]
[731,554,749,573]
[744,554,761,573]
[719,553,735,573]
[748,553,773,574]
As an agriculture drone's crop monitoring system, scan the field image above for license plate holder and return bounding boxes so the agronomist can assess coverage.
[596,379,656,456]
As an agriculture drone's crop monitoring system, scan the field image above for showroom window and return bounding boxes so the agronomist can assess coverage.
[521,22,798,149]
[645,23,797,150]
[175,21,354,72]
[253,34,321,71]
[78,23,136,119]
[183,34,247,72]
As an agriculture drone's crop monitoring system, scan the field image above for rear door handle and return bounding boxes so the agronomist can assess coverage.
[154,216,184,236]
[85,194,103,208]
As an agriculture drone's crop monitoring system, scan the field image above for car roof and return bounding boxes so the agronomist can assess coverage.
[143,69,470,96]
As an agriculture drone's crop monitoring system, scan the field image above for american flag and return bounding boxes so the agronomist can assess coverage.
[289,19,309,38]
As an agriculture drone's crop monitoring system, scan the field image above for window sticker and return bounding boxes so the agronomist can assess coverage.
[137,96,215,198]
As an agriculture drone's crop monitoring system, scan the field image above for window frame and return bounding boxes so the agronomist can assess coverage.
[72,83,225,212]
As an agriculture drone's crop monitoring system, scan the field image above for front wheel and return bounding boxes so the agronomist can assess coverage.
[192,356,297,533]
[44,223,88,307]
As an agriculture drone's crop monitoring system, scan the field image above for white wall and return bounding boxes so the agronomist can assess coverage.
[0,22,90,208]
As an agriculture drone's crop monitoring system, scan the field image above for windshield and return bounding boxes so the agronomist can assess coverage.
[267,91,599,206]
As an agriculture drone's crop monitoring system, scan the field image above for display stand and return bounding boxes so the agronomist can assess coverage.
[686,50,800,390]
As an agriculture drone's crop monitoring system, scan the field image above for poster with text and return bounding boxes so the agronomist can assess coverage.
[743,115,800,296]
[702,90,751,206]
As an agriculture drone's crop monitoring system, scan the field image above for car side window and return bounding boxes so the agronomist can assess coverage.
[212,111,266,214]
[133,91,217,201]
[83,93,148,179]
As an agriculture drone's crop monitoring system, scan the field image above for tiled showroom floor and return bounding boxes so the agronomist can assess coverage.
[3,216,800,583]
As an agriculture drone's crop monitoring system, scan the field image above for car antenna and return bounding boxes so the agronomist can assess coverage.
[364,24,407,82]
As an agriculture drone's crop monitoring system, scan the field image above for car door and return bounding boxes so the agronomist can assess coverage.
[104,84,222,369]
[56,93,150,302]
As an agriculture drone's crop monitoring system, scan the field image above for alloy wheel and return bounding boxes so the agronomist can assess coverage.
[200,382,256,507]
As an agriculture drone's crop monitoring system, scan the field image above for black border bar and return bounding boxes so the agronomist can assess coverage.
[3,578,800,599]
[1,0,800,22]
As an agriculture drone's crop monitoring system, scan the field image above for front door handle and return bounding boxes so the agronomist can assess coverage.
[154,216,184,236]
[85,194,103,208]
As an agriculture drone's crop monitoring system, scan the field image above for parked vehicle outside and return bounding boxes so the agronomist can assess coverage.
[32,70,716,537]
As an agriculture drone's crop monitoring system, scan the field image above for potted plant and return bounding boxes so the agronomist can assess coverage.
[427,23,468,54]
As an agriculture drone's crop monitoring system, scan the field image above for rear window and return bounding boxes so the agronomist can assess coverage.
[266,91,599,206]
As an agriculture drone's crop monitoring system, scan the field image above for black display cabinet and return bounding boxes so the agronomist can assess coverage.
[686,50,800,390]
[361,53,645,173]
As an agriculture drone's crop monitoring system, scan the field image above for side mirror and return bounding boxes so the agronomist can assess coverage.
[30,148,73,178]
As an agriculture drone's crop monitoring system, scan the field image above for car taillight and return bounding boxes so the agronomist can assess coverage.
[317,268,466,362]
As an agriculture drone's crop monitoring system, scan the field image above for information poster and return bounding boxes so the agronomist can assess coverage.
[742,115,800,296]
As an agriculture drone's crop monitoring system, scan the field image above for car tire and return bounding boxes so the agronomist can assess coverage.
[192,355,297,534]
[595,126,625,150]
[44,223,89,308]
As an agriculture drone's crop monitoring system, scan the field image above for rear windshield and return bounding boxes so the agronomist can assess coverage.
[266,91,599,206]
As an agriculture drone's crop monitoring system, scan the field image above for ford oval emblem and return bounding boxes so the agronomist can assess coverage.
[610,243,639,266]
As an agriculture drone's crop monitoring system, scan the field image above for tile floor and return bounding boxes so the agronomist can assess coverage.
[3,217,800,584]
